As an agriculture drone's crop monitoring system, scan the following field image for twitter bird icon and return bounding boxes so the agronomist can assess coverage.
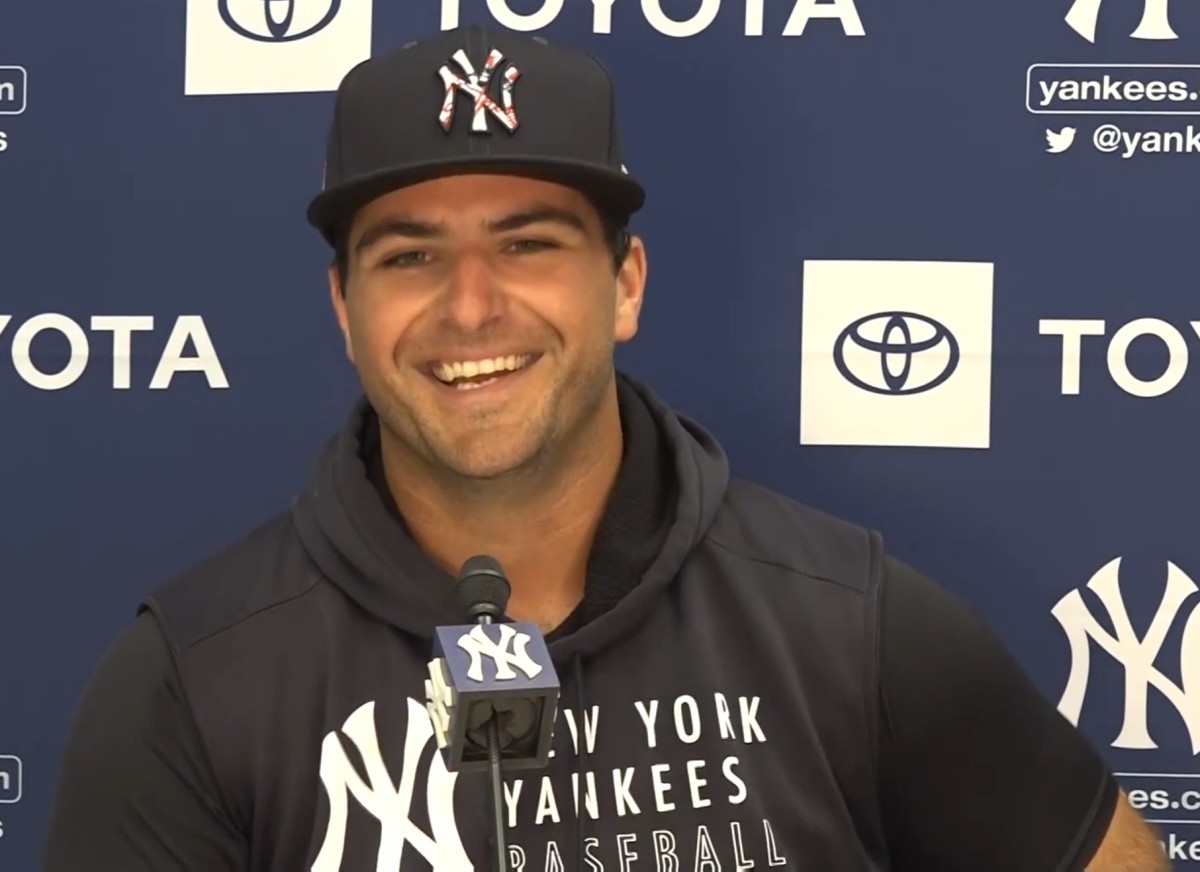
[1046,127,1076,153]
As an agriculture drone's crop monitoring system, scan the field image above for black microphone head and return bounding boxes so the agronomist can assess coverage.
[456,555,511,621]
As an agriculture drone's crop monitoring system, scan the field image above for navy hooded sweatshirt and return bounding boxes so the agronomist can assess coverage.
[42,372,1118,871]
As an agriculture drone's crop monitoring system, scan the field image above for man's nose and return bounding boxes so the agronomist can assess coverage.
[439,251,507,334]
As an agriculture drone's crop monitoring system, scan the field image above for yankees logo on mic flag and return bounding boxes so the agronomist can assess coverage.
[426,621,560,773]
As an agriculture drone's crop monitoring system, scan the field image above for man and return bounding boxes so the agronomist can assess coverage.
[43,23,1168,872]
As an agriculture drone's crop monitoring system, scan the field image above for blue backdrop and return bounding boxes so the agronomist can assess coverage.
[2,0,1198,867]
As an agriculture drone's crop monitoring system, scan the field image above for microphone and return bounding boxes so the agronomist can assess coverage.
[425,555,560,870]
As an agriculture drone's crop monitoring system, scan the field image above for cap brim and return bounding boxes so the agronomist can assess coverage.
[306,156,646,246]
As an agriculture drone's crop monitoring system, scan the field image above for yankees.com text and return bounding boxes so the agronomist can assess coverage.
[1129,788,1200,814]
[1126,783,1200,862]
[1159,833,1200,863]
[1027,65,1200,115]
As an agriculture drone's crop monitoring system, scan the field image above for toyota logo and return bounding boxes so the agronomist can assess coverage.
[219,0,341,42]
[832,311,960,395]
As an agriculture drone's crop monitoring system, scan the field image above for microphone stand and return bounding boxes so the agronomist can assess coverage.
[478,614,508,872]
[487,717,506,871]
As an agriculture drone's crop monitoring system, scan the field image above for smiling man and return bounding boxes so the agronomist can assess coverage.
[42,23,1169,872]
[326,171,645,631]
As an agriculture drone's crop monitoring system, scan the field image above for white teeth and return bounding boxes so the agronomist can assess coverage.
[432,354,533,384]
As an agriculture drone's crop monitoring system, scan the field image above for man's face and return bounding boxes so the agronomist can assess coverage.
[329,172,647,483]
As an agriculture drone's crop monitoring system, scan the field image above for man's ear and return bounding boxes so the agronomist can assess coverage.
[613,235,647,344]
[328,264,355,364]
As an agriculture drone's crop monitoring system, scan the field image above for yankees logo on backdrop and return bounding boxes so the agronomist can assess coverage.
[1065,0,1177,42]
[1052,557,1200,755]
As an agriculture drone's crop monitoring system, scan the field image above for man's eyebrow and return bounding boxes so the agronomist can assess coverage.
[354,218,445,256]
[485,206,589,235]
[353,205,590,256]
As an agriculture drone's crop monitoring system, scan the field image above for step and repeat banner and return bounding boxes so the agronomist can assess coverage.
[2,0,1199,867]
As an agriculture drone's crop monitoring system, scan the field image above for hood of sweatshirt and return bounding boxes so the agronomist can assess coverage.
[291,369,729,663]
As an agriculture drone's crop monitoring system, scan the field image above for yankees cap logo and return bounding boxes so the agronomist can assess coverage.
[437,47,521,134]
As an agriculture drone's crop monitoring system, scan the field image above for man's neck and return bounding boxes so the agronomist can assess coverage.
[379,388,625,632]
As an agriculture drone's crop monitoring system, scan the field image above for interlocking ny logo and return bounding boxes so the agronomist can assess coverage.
[311,698,473,870]
[1052,557,1200,755]
[1065,0,1178,42]
[438,48,520,133]
[457,623,543,682]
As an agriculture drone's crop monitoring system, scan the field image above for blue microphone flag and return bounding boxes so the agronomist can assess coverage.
[425,621,560,773]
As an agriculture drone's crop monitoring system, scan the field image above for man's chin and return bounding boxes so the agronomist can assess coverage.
[433,443,546,484]
[411,415,538,475]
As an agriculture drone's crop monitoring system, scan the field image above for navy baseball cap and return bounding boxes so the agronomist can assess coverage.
[305,24,646,246]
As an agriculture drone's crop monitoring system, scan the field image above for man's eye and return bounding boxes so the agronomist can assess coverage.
[381,251,429,268]
[508,239,557,253]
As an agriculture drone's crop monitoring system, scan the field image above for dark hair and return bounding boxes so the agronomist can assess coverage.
[330,193,633,294]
